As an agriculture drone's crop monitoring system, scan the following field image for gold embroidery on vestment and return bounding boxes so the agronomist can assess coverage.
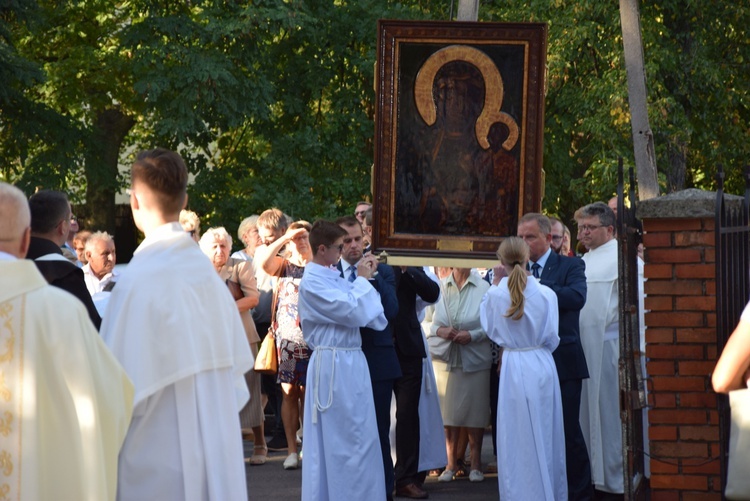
[0,412,11,437]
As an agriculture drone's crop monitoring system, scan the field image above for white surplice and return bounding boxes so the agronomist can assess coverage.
[579,238,623,494]
[298,262,388,501]
[101,223,253,501]
[1,259,134,501]
[480,276,567,501]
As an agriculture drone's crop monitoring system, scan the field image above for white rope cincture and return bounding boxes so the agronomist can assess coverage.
[311,345,359,424]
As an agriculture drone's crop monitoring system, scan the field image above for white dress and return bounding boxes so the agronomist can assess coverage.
[102,222,253,501]
[298,262,388,501]
[480,277,568,501]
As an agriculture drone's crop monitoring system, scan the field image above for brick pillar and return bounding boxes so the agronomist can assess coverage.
[638,189,741,501]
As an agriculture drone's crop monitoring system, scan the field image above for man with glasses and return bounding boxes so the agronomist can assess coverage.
[574,201,623,497]
[298,220,387,500]
[549,216,566,255]
[354,201,372,224]
[517,212,592,500]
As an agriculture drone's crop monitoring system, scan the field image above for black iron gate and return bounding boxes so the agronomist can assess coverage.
[714,164,750,497]
[616,159,648,500]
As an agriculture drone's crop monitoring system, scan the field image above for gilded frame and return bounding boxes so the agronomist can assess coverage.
[373,20,547,262]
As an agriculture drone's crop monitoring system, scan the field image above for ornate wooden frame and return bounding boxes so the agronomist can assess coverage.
[373,20,547,262]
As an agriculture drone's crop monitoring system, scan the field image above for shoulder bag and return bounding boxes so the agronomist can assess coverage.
[254,265,283,375]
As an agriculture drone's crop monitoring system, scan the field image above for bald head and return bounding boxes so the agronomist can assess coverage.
[0,182,32,258]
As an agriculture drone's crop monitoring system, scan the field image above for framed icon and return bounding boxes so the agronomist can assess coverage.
[373,20,547,262]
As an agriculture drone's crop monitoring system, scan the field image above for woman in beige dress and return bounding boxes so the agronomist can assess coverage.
[200,227,267,465]
[429,267,491,483]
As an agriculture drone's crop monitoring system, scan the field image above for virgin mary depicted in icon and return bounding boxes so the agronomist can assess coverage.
[395,44,522,238]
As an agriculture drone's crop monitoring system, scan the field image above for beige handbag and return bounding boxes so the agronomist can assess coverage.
[726,387,750,500]
[254,274,281,375]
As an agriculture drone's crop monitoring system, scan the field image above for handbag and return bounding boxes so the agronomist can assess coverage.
[254,329,278,375]
[427,335,453,363]
[254,273,281,375]
[726,387,750,499]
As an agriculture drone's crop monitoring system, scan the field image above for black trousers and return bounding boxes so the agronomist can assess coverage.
[560,378,594,501]
[372,378,397,497]
[393,354,422,487]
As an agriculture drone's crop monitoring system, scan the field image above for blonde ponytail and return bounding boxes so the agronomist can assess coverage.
[497,236,530,320]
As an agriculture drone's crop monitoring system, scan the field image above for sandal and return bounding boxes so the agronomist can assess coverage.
[246,445,268,466]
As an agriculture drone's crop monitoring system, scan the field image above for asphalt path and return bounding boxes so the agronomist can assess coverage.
[244,430,501,500]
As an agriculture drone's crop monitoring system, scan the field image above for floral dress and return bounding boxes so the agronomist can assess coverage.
[274,260,312,385]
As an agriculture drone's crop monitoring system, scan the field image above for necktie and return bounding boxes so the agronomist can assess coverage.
[531,263,541,279]
[348,265,357,282]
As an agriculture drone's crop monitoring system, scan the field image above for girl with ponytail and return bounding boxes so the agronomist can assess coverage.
[479,236,568,500]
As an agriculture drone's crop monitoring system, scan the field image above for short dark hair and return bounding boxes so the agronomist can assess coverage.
[132,148,188,215]
[575,201,615,228]
[334,215,361,230]
[309,220,347,254]
[29,190,70,234]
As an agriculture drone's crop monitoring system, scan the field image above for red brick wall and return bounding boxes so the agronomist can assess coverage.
[641,216,721,501]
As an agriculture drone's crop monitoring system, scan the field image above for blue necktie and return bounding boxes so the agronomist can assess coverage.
[531,262,541,279]
[348,265,357,282]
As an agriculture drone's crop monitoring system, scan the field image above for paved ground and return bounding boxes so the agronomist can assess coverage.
[244,430,501,500]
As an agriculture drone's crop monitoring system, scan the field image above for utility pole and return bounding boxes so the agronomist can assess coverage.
[457,0,479,21]
[619,0,660,200]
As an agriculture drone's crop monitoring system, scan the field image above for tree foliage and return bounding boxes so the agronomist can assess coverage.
[1,0,748,242]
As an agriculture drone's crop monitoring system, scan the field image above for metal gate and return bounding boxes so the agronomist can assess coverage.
[616,159,648,500]
[714,164,750,497]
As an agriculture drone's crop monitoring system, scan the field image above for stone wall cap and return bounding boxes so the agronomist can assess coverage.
[638,188,744,219]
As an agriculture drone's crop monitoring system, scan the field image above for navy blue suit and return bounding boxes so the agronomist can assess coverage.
[539,251,593,500]
[392,267,440,489]
[338,261,400,497]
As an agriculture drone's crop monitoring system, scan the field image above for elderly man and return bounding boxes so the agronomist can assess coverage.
[101,148,253,500]
[0,182,133,500]
[26,190,101,329]
[83,231,118,295]
[575,201,623,496]
[517,213,592,500]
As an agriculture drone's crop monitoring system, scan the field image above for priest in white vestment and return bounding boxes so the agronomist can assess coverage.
[576,201,624,495]
[101,149,253,501]
[0,182,134,501]
[298,220,388,501]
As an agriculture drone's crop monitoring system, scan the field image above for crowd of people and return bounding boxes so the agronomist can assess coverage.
[0,145,657,501]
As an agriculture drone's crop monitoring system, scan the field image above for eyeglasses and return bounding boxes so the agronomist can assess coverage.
[354,211,367,216]
[578,224,604,233]
[551,235,563,242]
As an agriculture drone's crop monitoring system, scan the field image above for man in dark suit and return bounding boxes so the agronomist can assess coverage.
[518,213,592,500]
[26,190,102,330]
[392,266,440,499]
[336,217,401,500]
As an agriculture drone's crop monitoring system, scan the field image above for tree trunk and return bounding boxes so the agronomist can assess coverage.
[665,137,687,193]
[84,108,135,234]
